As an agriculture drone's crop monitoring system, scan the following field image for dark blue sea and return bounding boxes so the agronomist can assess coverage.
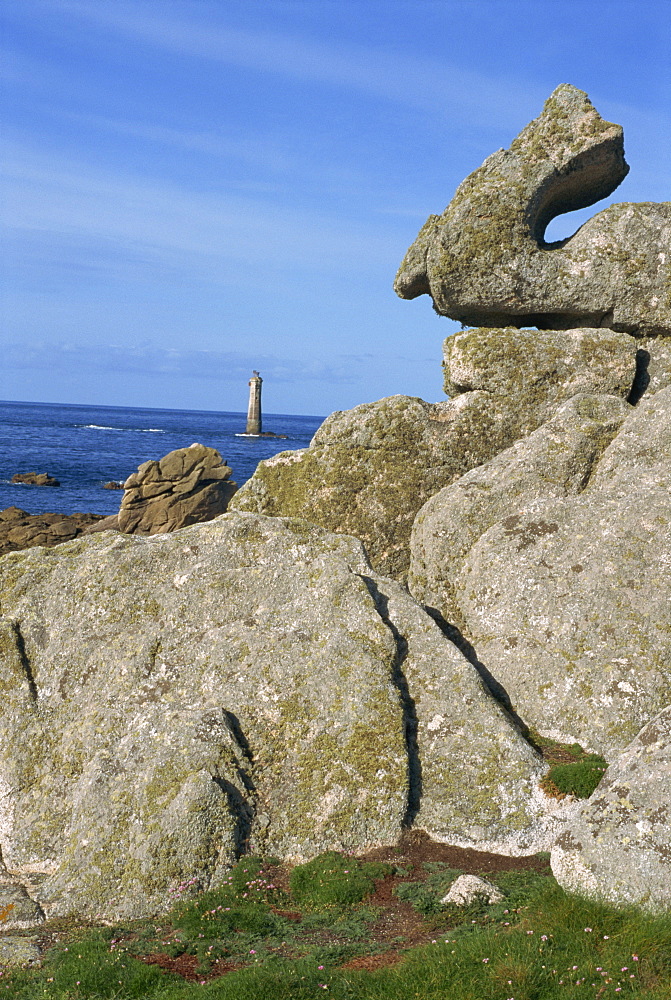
[0,400,325,516]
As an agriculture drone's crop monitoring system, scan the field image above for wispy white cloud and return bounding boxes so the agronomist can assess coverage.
[2,339,434,386]
[2,140,399,280]
[61,111,295,178]
[49,0,548,132]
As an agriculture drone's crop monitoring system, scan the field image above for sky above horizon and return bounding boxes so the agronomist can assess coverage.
[2,0,670,417]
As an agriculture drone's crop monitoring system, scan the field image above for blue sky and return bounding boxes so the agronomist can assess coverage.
[2,0,669,416]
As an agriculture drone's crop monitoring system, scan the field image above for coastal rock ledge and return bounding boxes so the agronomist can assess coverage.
[0,513,567,920]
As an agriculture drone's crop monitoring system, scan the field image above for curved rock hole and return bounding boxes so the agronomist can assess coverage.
[530,143,628,247]
[541,205,599,246]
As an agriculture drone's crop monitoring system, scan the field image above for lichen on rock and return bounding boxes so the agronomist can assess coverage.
[0,513,558,919]
[230,332,638,585]
[410,387,671,757]
[395,84,671,335]
[551,705,671,912]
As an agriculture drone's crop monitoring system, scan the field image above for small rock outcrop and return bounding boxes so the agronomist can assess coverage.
[444,327,637,419]
[0,507,105,556]
[395,84,671,335]
[0,514,565,919]
[11,472,60,487]
[117,442,238,534]
[0,880,44,930]
[551,706,671,912]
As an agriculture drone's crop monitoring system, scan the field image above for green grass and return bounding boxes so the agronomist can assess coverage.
[2,853,670,999]
[289,852,392,908]
[546,755,609,798]
[530,733,610,799]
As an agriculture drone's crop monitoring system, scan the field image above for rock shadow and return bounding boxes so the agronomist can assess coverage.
[359,576,422,829]
[423,607,540,754]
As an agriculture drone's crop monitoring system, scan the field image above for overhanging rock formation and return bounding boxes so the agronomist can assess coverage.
[395,84,671,335]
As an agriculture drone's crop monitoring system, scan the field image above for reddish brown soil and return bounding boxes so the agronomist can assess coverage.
[142,952,239,982]
[340,950,405,971]
[362,827,552,875]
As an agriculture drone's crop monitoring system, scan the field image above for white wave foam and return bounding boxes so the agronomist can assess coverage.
[77,424,165,433]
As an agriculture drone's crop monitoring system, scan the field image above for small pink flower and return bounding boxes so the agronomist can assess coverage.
[584,927,592,932]
[632,955,639,961]
[318,965,324,969]
[249,949,256,954]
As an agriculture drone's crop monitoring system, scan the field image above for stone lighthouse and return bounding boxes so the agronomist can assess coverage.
[246,371,263,435]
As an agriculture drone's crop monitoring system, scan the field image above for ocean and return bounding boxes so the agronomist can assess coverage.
[0,399,325,516]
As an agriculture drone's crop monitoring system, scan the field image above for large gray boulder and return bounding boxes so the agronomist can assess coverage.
[0,514,559,920]
[411,387,671,757]
[551,706,671,912]
[410,392,630,626]
[231,328,637,582]
[230,394,526,581]
[395,84,671,335]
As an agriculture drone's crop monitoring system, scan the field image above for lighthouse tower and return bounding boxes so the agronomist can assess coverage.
[246,371,262,435]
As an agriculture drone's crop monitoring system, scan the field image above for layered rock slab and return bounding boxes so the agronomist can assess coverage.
[395,84,671,335]
[0,507,105,557]
[230,330,637,583]
[0,514,553,919]
[411,387,671,756]
[444,326,638,430]
[117,442,238,535]
[551,706,671,912]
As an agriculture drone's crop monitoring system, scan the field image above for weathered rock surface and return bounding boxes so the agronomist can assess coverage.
[117,442,238,534]
[551,706,671,912]
[0,513,560,919]
[409,393,631,625]
[411,387,671,756]
[395,84,671,335]
[11,473,59,487]
[444,326,638,427]
[630,337,671,401]
[232,395,514,580]
[0,507,105,557]
[0,881,44,929]
[230,337,636,584]
[0,934,41,967]
[441,874,503,906]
